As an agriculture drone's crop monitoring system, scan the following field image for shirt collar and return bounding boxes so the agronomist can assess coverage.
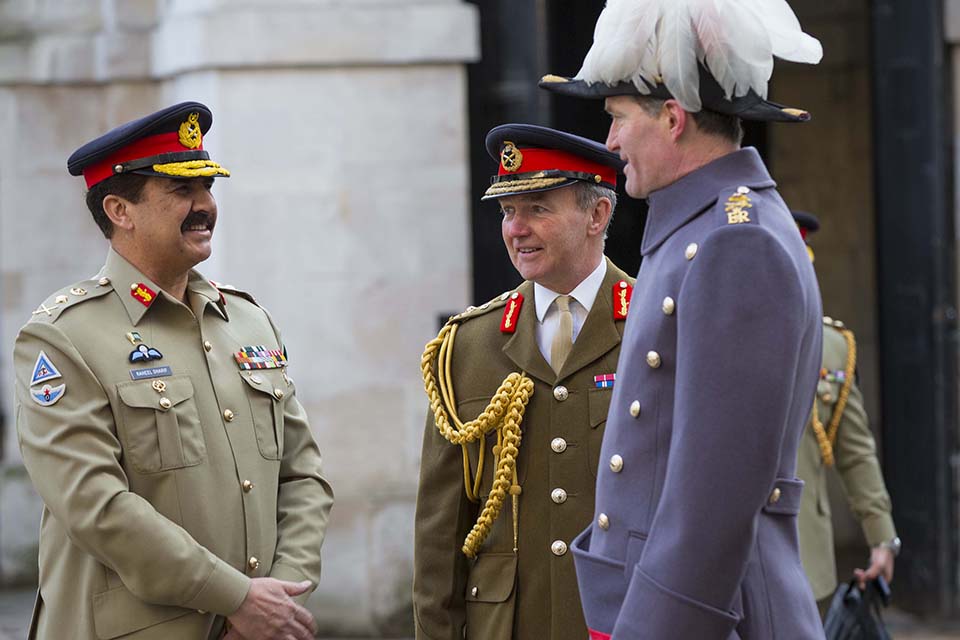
[534,257,607,322]
[103,248,227,325]
[641,147,776,256]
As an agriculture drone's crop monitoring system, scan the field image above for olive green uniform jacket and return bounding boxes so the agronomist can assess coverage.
[797,320,896,600]
[414,258,634,640]
[14,249,334,640]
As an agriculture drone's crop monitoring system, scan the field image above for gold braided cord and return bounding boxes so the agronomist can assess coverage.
[421,321,534,558]
[153,160,231,178]
[810,328,857,468]
[483,177,567,197]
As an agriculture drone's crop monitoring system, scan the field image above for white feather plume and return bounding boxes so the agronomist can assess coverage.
[575,0,822,111]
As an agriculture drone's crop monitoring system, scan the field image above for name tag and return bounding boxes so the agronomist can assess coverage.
[130,366,173,381]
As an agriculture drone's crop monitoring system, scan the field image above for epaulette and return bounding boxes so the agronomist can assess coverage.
[822,315,846,330]
[210,281,258,306]
[27,276,114,324]
[448,290,515,324]
[717,185,760,227]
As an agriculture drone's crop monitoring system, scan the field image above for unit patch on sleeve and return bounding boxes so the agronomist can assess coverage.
[31,383,66,406]
[30,351,62,386]
[234,346,287,370]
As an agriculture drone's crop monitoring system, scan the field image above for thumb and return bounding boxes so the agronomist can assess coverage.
[281,579,312,596]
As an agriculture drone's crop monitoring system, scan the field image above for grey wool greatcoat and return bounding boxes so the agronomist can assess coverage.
[414,258,634,640]
[572,148,825,640]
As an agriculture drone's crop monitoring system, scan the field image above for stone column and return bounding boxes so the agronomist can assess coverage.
[0,1,478,634]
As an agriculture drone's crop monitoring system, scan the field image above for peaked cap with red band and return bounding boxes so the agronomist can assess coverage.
[481,123,623,201]
[67,101,230,188]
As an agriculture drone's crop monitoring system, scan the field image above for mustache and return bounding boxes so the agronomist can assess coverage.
[180,211,214,231]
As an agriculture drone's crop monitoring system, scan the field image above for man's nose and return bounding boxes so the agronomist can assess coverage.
[605,126,619,152]
[505,216,529,237]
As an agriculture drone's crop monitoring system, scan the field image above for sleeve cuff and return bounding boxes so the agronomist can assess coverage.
[184,558,251,615]
[862,515,897,548]
[269,562,315,605]
[612,569,739,639]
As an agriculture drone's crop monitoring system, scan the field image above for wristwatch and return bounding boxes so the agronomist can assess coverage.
[880,536,902,557]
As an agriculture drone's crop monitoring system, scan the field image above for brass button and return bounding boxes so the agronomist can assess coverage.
[769,488,782,504]
[250,374,263,384]
[609,455,624,473]
[114,164,124,173]
[821,393,834,403]
[619,280,628,289]
[646,351,662,368]
[129,283,138,291]
[551,540,568,556]
[242,480,254,493]
[70,287,87,296]
[629,400,641,418]
[248,556,259,570]
[203,341,212,352]
[223,409,235,422]
[158,397,172,410]
[470,586,479,597]
[551,488,568,504]
[598,513,610,530]
[273,388,285,400]
[551,437,567,453]
[662,296,675,315]
[685,243,699,260]
[98,277,110,286]
[553,385,569,401]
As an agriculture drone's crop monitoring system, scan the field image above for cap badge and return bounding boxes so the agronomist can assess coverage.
[178,112,203,149]
[725,191,753,225]
[500,141,524,173]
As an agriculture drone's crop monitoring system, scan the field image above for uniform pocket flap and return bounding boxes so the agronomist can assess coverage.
[92,585,192,639]
[588,387,612,428]
[238,369,287,397]
[465,552,518,603]
[117,376,194,410]
[762,477,804,515]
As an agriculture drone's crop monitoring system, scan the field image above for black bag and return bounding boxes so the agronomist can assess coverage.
[823,576,892,640]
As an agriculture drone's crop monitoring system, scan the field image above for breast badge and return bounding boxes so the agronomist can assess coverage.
[129,344,164,363]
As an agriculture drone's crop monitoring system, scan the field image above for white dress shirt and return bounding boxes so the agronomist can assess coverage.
[534,258,607,368]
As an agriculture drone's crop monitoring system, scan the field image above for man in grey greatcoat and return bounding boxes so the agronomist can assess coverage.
[538,1,828,637]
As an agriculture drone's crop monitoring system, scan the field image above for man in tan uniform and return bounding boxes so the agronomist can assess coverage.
[14,102,334,640]
[414,124,633,640]
[793,211,898,612]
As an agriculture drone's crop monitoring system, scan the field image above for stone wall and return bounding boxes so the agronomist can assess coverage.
[0,1,478,635]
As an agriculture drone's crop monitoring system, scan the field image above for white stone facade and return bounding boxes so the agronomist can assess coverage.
[0,1,478,635]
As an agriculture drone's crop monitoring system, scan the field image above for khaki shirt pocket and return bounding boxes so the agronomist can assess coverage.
[116,376,205,474]
[587,387,612,478]
[239,370,287,460]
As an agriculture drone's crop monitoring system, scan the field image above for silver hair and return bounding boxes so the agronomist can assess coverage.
[572,182,618,239]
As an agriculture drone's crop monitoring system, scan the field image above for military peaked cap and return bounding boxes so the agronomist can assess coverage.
[67,101,230,188]
[482,123,623,201]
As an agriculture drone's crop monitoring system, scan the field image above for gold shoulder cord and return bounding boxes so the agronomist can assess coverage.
[420,320,534,558]
[811,328,857,467]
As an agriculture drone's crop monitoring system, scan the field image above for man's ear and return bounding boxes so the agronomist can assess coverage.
[588,196,613,237]
[663,99,689,142]
[102,194,134,231]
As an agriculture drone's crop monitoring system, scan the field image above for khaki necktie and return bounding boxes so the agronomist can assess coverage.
[550,295,574,373]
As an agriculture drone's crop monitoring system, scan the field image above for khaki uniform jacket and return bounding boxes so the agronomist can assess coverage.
[797,321,896,600]
[14,249,334,640]
[413,258,634,640]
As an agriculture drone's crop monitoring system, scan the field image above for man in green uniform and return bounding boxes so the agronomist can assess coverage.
[14,102,334,640]
[414,124,633,640]
[793,211,899,613]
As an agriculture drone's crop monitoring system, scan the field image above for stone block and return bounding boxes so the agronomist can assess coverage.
[95,31,152,80]
[369,503,415,636]
[0,464,41,586]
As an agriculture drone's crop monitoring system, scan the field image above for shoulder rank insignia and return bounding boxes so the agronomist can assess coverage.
[31,351,62,386]
[131,283,157,307]
[31,383,66,406]
[500,292,523,333]
[613,281,632,320]
[235,346,287,370]
[725,186,753,225]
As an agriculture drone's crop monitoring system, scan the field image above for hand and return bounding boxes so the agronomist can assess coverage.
[227,578,317,640]
[853,545,895,590]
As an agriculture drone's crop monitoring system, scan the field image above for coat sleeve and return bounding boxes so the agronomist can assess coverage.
[14,321,251,615]
[413,411,476,640]
[612,225,812,639]
[831,376,896,546]
[266,365,335,600]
